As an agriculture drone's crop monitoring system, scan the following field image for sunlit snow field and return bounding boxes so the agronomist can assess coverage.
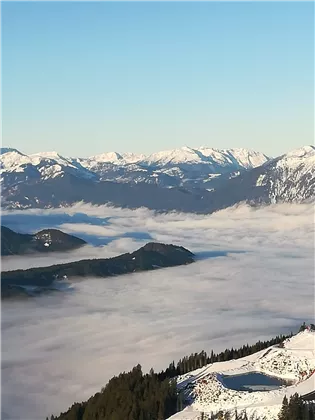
[1,203,314,420]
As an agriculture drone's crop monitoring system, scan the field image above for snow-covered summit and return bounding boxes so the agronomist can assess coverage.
[88,151,124,163]
[88,151,146,164]
[285,145,315,159]
[142,146,206,166]
[79,146,269,170]
[139,146,269,170]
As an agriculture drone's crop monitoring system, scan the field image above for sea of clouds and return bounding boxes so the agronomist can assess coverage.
[1,203,314,420]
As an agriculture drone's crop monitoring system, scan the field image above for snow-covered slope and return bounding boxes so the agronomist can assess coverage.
[168,330,315,420]
[0,149,97,183]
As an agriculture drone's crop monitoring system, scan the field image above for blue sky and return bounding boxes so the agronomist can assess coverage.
[2,1,314,157]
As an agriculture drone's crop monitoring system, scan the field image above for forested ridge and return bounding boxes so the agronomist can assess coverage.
[48,331,298,420]
[1,242,194,298]
[1,225,86,256]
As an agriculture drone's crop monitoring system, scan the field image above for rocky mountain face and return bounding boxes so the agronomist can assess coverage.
[0,145,313,213]
[1,226,86,256]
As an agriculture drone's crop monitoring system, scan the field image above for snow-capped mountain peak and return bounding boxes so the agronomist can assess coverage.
[0,149,30,170]
[278,145,315,173]
[29,151,65,160]
[142,146,204,166]
[88,151,123,163]
[285,145,315,159]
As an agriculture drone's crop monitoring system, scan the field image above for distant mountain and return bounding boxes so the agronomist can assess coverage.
[253,145,315,203]
[0,146,268,190]
[208,145,315,207]
[1,242,194,298]
[0,145,313,213]
[1,226,86,256]
[76,146,269,190]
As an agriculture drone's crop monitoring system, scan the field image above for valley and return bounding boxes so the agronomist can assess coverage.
[1,203,314,420]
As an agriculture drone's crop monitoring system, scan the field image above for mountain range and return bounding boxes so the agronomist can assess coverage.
[1,145,314,213]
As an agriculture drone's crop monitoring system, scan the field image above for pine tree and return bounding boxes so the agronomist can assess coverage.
[299,322,307,332]
[176,391,183,412]
[288,393,304,419]
[278,395,289,420]
[158,401,164,420]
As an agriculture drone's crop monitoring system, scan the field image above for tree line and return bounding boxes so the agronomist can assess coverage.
[157,333,291,380]
[48,331,295,420]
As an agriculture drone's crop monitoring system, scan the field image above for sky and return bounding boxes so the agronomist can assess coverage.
[2,202,314,419]
[2,1,314,157]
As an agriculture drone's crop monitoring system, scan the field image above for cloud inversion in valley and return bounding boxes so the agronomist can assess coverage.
[1,203,314,420]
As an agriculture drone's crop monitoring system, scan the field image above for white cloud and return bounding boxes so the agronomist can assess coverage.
[1,203,314,420]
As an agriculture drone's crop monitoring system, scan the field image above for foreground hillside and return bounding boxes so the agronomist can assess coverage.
[1,242,194,298]
[47,329,315,420]
[1,145,313,212]
[169,330,315,420]
[1,226,86,256]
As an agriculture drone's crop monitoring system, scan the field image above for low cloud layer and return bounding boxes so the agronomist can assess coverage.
[1,203,314,420]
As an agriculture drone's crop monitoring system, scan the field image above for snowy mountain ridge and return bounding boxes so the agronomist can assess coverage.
[0,145,314,211]
[80,146,269,171]
[168,330,315,420]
